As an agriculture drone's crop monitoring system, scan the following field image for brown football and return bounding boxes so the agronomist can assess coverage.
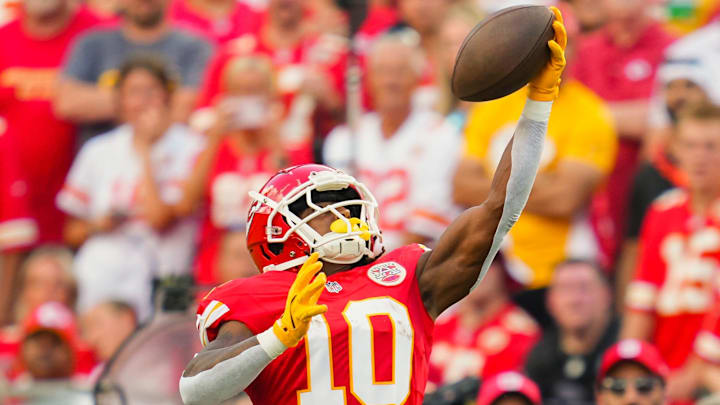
[451,5,555,102]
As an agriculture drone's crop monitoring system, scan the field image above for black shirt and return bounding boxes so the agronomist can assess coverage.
[626,161,676,239]
[525,318,619,405]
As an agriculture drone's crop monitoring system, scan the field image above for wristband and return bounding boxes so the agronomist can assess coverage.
[521,99,553,122]
[257,325,287,359]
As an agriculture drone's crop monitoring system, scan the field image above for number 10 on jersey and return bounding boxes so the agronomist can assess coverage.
[298,297,414,405]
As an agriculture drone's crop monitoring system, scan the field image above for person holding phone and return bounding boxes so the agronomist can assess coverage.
[180,55,287,287]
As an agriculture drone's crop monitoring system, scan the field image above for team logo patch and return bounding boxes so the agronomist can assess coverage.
[367,262,406,286]
[325,281,343,293]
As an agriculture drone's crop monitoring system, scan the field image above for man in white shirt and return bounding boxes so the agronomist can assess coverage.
[323,31,461,250]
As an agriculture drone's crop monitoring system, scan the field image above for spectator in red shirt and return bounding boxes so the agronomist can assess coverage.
[0,0,100,325]
[181,55,285,286]
[622,104,720,402]
[196,0,347,164]
[168,0,262,45]
[574,0,676,264]
[428,258,540,391]
[0,248,76,376]
[615,58,718,310]
[6,302,96,384]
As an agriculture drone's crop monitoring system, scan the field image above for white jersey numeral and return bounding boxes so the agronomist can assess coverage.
[298,297,414,405]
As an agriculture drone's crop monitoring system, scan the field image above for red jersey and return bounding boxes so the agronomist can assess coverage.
[168,0,261,45]
[196,26,347,165]
[695,299,720,365]
[194,139,278,285]
[196,244,435,405]
[0,8,100,245]
[574,23,675,102]
[625,189,720,369]
[428,303,540,387]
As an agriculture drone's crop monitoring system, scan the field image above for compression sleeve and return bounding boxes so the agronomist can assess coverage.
[179,327,287,405]
[471,99,552,291]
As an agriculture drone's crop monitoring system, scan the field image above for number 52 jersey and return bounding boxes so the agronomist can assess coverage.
[196,244,435,405]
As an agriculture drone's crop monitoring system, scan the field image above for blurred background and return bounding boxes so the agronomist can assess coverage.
[1,0,720,404]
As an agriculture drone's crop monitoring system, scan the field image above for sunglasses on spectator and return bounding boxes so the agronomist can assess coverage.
[599,377,661,396]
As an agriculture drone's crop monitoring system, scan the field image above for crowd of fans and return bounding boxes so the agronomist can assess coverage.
[2,0,720,404]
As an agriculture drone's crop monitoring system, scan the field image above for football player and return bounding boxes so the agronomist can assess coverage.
[179,7,567,405]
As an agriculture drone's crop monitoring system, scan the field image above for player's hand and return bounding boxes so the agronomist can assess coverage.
[272,253,327,348]
[528,6,567,102]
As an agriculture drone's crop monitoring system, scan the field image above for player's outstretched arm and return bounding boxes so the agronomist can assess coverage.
[417,7,567,319]
[179,254,327,405]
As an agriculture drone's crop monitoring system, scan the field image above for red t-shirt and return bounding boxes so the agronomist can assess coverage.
[168,0,261,45]
[196,244,435,405]
[625,189,720,369]
[0,8,100,246]
[196,22,347,164]
[194,139,277,285]
[574,22,675,102]
[428,303,540,387]
[576,22,676,264]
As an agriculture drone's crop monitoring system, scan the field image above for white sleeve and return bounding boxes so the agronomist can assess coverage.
[472,99,551,290]
[179,328,285,405]
[55,141,98,219]
[322,125,352,172]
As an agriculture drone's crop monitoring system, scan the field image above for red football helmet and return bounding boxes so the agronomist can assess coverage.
[246,164,383,272]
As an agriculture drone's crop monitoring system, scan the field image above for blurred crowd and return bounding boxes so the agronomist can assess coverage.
[2,0,720,404]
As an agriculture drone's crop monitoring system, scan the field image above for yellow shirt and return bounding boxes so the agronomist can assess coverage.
[464,80,617,288]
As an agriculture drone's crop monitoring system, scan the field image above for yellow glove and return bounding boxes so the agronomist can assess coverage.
[528,6,568,101]
[272,253,328,348]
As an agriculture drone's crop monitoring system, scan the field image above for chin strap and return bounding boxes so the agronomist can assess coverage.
[263,256,309,272]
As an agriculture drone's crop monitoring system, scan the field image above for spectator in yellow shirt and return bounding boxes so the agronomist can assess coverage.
[453,17,617,326]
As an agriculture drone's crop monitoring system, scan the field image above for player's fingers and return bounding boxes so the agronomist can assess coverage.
[547,41,566,66]
[552,21,567,50]
[550,6,563,25]
[297,272,326,305]
[307,275,326,305]
[295,258,323,289]
[298,304,327,320]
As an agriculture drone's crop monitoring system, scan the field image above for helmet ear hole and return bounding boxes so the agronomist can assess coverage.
[258,245,272,261]
[268,243,283,255]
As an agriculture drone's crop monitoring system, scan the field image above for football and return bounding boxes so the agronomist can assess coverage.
[451,5,556,102]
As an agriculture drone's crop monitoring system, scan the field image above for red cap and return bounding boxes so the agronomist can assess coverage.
[477,372,542,405]
[22,301,79,348]
[597,339,669,383]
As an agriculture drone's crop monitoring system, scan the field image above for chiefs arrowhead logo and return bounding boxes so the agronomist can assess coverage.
[367,262,406,286]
